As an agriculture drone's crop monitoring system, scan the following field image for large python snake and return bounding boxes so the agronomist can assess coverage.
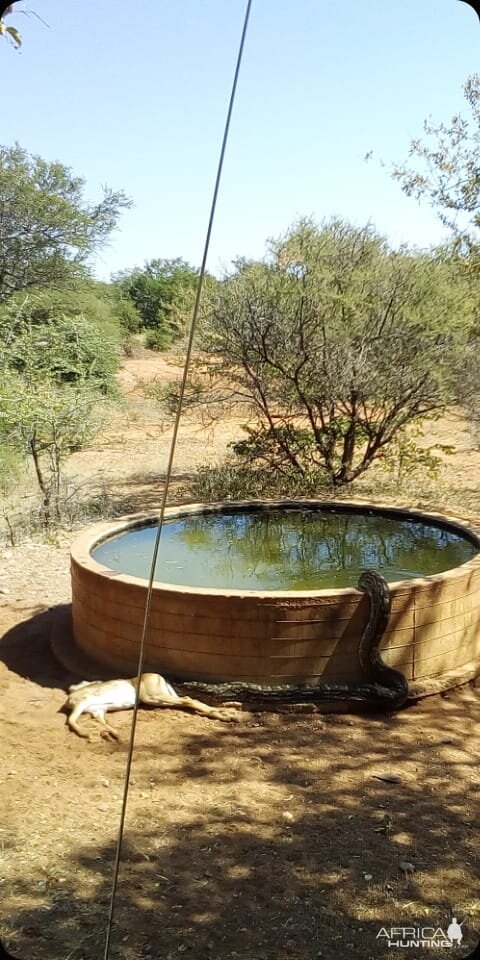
[181,570,409,710]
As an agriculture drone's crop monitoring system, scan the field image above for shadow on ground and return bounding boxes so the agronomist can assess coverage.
[0,606,71,688]
[1,608,480,960]
[1,605,124,687]
[77,470,195,519]
[1,689,480,960]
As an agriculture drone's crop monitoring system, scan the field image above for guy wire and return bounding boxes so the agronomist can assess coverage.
[102,3,254,959]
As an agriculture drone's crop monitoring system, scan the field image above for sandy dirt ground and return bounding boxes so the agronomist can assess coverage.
[1,353,480,960]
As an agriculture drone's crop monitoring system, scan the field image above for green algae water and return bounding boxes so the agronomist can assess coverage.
[91,507,478,591]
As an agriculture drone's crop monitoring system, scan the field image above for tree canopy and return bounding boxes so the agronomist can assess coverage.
[191,219,474,488]
[393,74,480,264]
[0,144,131,301]
[115,257,200,348]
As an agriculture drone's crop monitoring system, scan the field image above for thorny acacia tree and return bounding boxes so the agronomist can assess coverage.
[0,144,131,301]
[0,374,105,526]
[0,296,114,525]
[393,75,480,433]
[193,220,472,488]
[393,74,480,264]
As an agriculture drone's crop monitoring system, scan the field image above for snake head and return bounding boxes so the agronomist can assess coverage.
[358,569,391,615]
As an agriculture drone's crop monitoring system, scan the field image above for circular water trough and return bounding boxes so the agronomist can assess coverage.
[70,500,480,699]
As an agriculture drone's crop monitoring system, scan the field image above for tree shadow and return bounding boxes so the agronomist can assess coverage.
[2,598,480,960]
[2,689,480,960]
[73,470,195,519]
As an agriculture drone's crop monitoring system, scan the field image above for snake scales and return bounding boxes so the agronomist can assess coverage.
[181,570,409,710]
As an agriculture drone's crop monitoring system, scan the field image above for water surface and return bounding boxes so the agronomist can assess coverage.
[91,508,478,590]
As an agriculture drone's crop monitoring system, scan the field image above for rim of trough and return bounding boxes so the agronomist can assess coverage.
[70,498,480,599]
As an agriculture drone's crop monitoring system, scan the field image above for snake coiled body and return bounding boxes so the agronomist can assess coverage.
[181,570,409,710]
[356,570,408,708]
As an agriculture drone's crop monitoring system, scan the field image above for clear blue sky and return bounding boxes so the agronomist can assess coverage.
[1,0,479,279]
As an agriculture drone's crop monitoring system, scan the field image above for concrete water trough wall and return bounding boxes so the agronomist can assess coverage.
[70,501,480,698]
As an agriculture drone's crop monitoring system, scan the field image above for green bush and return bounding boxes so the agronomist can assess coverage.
[189,459,332,502]
[0,372,109,527]
[145,326,174,351]
[116,298,141,335]
[0,445,23,496]
[0,290,120,394]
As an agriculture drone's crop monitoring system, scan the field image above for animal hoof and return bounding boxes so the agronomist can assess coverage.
[219,710,242,723]
[100,729,120,742]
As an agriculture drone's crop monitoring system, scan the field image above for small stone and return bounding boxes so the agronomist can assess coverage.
[100,777,110,787]
[399,861,415,874]
[363,873,373,882]
[282,811,294,821]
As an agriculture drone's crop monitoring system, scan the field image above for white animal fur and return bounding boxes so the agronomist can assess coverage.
[64,673,241,740]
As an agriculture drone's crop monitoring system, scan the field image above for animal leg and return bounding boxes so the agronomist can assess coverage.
[92,710,121,741]
[67,704,92,739]
[179,695,241,722]
[142,692,241,723]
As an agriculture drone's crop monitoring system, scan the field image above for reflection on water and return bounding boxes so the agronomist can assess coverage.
[92,509,478,590]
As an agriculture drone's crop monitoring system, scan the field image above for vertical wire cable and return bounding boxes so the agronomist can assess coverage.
[102,3,254,958]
